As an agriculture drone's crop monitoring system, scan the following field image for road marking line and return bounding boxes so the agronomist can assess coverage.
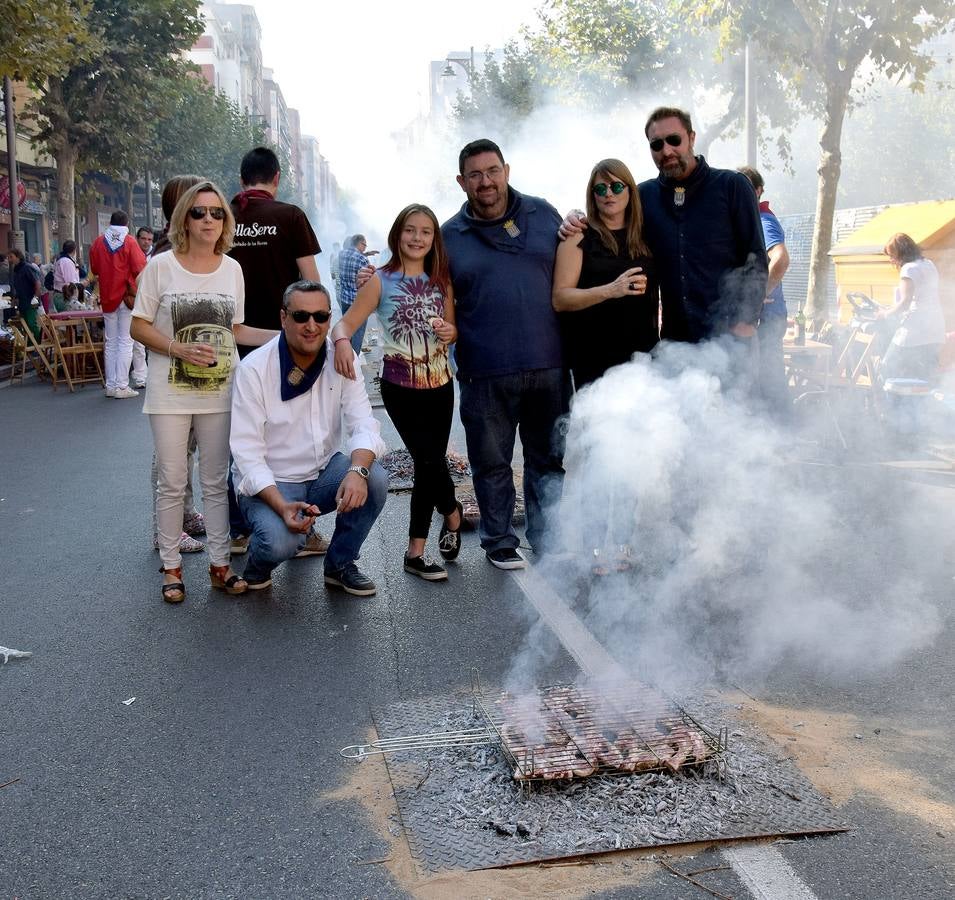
[511,564,820,900]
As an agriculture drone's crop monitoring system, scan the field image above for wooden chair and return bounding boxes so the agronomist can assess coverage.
[8,315,58,385]
[42,313,105,391]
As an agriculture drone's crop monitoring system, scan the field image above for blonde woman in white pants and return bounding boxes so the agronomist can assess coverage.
[131,180,275,603]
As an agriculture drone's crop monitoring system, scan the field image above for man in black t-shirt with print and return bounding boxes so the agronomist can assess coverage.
[230,146,322,346]
[228,146,325,556]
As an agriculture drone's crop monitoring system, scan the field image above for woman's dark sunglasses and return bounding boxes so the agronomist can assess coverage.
[649,133,684,152]
[188,206,226,220]
[288,309,332,324]
[592,181,627,197]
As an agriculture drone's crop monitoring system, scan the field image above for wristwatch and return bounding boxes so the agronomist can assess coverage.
[347,465,370,480]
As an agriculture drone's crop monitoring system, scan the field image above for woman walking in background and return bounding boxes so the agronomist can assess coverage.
[131,180,275,603]
[332,204,463,581]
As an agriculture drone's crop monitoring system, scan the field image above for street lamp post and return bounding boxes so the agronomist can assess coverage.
[442,46,475,84]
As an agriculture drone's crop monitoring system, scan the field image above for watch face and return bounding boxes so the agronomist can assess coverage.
[350,465,370,478]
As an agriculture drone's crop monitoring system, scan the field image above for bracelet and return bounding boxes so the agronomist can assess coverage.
[334,337,350,345]
[168,339,175,358]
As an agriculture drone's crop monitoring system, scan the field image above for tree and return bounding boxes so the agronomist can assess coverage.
[26,0,203,241]
[453,42,543,133]
[691,0,954,322]
[0,0,95,83]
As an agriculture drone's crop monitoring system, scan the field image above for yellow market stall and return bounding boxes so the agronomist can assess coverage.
[829,200,955,326]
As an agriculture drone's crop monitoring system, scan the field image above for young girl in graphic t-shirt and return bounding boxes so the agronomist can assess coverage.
[331,204,463,582]
[131,181,276,604]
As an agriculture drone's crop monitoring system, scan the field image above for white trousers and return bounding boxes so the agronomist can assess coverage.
[131,341,148,383]
[150,412,231,569]
[103,305,134,391]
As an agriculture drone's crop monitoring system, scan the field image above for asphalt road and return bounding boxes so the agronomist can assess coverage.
[2,373,954,899]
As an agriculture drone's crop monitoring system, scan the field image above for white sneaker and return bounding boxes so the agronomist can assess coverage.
[112,386,140,399]
[132,379,147,389]
[105,388,115,398]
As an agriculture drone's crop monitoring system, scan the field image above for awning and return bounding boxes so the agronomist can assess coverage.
[829,200,955,257]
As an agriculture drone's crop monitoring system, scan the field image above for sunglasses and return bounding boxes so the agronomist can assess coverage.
[287,309,332,324]
[188,206,226,221]
[649,133,684,152]
[593,181,627,197]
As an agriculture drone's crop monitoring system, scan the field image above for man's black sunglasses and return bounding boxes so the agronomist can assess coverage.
[188,206,226,220]
[287,308,332,324]
[649,133,684,152]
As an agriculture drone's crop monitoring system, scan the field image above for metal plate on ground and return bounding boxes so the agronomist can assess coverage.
[374,691,849,874]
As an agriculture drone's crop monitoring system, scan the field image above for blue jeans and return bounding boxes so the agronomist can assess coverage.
[458,367,567,554]
[238,452,387,582]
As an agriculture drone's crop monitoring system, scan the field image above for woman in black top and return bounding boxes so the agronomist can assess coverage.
[552,158,658,389]
[553,159,659,575]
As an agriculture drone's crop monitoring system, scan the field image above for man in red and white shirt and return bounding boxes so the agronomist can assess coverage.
[89,210,147,398]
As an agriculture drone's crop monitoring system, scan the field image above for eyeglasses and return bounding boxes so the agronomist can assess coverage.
[592,181,627,197]
[649,134,684,152]
[188,206,226,221]
[287,309,332,324]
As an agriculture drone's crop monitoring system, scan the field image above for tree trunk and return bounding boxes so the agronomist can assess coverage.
[806,76,851,324]
[695,89,744,159]
[55,142,78,247]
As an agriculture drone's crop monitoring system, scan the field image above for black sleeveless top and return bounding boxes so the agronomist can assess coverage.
[560,227,659,389]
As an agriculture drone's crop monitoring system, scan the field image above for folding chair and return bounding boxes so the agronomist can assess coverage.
[9,315,58,385]
[43,313,105,390]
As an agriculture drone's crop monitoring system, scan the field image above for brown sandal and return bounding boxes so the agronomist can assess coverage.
[160,566,185,604]
[210,564,248,596]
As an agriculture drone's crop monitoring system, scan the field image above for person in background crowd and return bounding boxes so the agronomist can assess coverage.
[227,146,326,558]
[7,248,42,339]
[329,242,341,285]
[442,139,567,569]
[146,174,208,556]
[130,180,276,604]
[130,226,156,388]
[879,232,945,381]
[738,166,791,418]
[89,210,147,399]
[333,204,463,582]
[231,281,388,597]
[33,254,52,312]
[51,240,83,312]
[337,233,374,355]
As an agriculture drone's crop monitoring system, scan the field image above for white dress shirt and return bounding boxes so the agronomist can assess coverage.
[231,336,386,496]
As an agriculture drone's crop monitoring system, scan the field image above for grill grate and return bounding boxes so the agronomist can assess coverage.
[474,679,727,782]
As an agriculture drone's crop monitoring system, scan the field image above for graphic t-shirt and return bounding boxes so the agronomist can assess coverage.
[376,269,452,389]
[132,252,245,414]
[228,196,320,332]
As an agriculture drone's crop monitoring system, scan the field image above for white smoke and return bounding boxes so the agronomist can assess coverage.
[529,341,947,691]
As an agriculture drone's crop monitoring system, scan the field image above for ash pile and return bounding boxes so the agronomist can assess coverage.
[369,687,848,873]
[381,449,471,491]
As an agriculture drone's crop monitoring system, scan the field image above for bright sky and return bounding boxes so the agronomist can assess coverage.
[253,0,542,164]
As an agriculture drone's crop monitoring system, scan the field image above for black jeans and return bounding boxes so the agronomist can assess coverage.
[380,379,457,540]
[458,367,567,553]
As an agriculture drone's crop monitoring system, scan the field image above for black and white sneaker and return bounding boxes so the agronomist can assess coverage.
[324,563,377,597]
[438,500,464,561]
[486,548,526,570]
[403,554,448,581]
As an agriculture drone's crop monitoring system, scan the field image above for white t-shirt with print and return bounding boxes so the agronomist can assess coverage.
[132,251,245,414]
[893,257,945,348]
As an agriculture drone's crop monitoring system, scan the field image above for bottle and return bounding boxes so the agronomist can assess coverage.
[794,308,806,346]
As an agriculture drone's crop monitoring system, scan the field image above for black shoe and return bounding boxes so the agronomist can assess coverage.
[438,500,464,561]
[486,548,526,570]
[324,563,377,597]
[404,554,448,581]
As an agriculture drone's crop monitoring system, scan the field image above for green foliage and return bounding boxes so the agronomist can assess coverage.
[148,74,267,198]
[0,0,96,82]
[27,0,204,174]
[452,42,543,132]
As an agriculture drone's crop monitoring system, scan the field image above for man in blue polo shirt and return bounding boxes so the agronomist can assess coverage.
[739,166,791,417]
[442,139,566,569]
